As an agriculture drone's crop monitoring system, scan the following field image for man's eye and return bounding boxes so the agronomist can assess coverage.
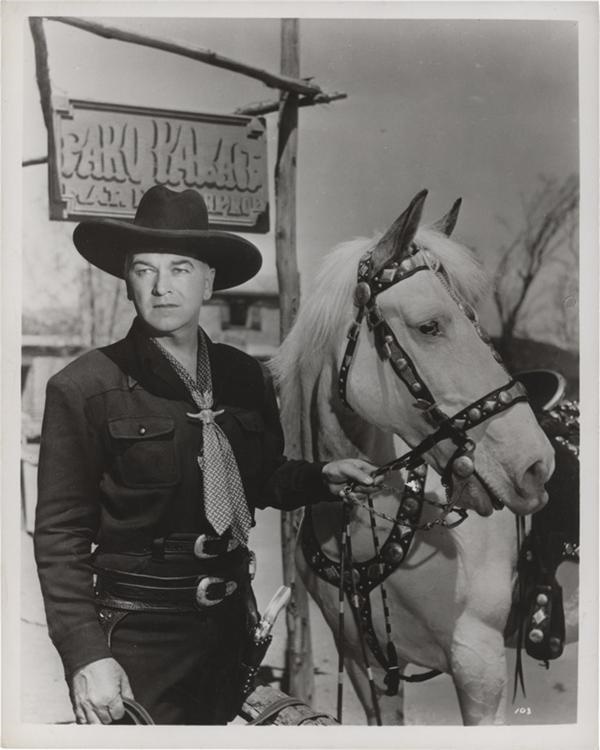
[173,267,190,274]
[135,268,153,276]
[418,320,441,336]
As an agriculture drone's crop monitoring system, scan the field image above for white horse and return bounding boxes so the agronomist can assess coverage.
[271,191,557,726]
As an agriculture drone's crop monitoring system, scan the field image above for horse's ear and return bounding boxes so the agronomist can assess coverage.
[371,190,428,276]
[431,198,462,237]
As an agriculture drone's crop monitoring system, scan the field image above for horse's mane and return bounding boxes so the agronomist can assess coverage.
[271,227,488,390]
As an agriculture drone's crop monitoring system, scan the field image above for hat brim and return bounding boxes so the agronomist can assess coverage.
[73,220,263,291]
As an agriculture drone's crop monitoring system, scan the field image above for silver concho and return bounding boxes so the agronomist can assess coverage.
[452,455,475,478]
[354,281,372,307]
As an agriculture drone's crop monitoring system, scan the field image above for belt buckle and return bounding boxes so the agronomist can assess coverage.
[193,533,239,559]
[195,576,238,607]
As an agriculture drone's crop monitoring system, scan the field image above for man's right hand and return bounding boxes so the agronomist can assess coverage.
[70,657,134,724]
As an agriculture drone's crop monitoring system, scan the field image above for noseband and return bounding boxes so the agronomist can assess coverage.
[337,245,529,499]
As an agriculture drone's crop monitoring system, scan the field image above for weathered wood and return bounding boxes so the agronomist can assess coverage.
[22,156,49,167]
[240,685,338,725]
[50,17,322,97]
[28,18,63,221]
[275,19,314,705]
[236,90,347,116]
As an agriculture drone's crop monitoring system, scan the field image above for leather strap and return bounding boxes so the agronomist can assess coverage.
[248,696,336,726]
[120,698,155,725]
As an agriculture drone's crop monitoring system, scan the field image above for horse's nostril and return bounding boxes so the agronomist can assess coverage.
[521,459,551,497]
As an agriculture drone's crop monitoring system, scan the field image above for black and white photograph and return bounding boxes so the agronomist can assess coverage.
[2,2,598,748]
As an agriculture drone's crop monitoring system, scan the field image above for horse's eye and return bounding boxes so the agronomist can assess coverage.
[419,320,441,336]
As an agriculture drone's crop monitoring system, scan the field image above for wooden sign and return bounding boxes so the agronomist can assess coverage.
[49,97,269,232]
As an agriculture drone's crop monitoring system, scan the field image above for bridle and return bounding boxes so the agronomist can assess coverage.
[337,243,530,504]
[306,239,537,722]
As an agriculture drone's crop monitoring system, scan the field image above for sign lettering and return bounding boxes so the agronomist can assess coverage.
[50,99,269,232]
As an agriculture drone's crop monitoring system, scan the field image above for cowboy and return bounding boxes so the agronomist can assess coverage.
[34,186,377,726]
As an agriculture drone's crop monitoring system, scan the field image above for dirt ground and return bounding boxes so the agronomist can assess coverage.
[20,508,577,727]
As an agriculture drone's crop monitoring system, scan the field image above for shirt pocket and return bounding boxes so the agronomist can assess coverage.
[108,416,179,489]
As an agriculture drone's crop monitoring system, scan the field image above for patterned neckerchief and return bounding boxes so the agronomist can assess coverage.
[150,331,252,545]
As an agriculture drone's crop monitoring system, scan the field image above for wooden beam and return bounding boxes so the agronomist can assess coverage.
[22,156,49,167]
[275,19,315,706]
[236,90,347,116]
[49,17,323,97]
[28,19,53,133]
[28,18,63,213]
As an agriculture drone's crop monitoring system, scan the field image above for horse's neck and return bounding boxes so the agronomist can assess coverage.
[281,353,395,465]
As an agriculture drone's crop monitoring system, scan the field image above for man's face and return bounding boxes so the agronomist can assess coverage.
[126,252,215,336]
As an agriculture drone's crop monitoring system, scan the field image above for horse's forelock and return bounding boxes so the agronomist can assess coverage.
[270,228,487,387]
[416,228,488,306]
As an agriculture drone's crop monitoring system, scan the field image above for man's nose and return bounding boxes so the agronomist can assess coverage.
[152,271,172,296]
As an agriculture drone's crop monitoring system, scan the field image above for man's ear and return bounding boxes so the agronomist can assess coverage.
[204,267,216,301]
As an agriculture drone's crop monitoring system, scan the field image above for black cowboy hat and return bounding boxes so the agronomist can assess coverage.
[72,186,263,291]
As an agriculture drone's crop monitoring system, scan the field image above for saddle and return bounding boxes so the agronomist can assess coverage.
[506,370,579,685]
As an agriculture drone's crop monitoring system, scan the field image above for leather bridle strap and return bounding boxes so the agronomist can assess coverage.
[372,378,528,478]
[337,248,530,481]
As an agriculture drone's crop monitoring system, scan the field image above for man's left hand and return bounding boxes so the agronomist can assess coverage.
[322,458,381,499]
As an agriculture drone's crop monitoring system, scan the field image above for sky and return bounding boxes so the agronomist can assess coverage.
[21,13,579,334]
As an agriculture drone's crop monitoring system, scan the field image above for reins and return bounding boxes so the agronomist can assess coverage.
[322,239,534,723]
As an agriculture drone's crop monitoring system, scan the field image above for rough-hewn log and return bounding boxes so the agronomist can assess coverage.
[49,16,322,96]
[236,90,347,116]
[275,19,314,705]
[22,156,49,167]
[28,18,63,215]
[240,685,338,725]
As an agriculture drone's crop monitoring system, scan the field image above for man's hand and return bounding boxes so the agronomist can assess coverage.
[70,657,134,724]
[322,458,381,499]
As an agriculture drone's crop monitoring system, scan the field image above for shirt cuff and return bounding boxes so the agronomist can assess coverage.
[55,621,113,678]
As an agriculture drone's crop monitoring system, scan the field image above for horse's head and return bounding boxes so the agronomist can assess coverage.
[340,191,554,516]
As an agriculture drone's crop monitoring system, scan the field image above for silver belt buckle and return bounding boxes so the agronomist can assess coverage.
[195,576,238,607]
[193,534,239,559]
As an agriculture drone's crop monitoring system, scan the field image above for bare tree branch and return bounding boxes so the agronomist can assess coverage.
[494,175,579,349]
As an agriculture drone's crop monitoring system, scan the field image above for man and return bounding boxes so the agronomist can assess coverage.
[34,185,377,726]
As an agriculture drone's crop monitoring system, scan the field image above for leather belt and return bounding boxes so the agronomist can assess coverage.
[95,565,244,612]
[152,533,240,560]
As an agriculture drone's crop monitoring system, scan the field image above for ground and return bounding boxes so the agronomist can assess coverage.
[20,508,577,726]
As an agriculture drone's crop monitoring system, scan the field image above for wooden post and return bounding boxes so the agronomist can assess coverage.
[275,19,314,704]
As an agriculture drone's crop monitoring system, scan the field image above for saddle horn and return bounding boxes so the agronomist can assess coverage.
[431,198,462,237]
[370,189,428,278]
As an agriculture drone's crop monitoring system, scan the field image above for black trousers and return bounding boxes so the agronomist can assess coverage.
[103,594,247,725]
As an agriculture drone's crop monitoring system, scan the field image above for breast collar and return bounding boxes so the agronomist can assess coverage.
[337,246,529,494]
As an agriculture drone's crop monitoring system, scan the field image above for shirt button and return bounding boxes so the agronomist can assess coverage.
[139,426,147,435]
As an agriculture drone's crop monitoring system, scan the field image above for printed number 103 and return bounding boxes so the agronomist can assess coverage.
[515,707,532,715]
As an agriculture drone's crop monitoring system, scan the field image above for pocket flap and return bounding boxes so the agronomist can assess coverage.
[108,416,175,440]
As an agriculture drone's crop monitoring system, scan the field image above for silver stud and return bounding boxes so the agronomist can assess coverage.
[139,426,147,435]
[528,628,544,644]
[454,418,467,430]
[411,383,422,393]
[468,407,481,422]
[483,399,496,413]
[452,456,475,478]
[400,259,413,273]
[382,543,405,565]
[549,637,562,654]
[498,390,512,405]
[536,593,548,606]
[394,357,408,370]
[354,281,372,307]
